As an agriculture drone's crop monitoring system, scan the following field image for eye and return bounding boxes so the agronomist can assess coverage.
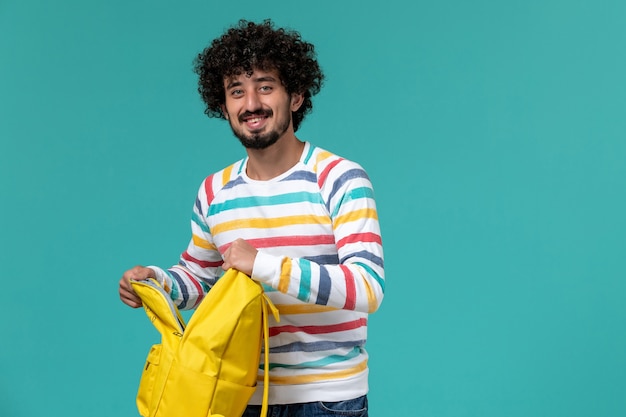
[230,89,244,97]
[259,85,273,93]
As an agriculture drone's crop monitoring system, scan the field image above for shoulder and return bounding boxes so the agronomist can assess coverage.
[197,159,246,205]
[306,144,370,189]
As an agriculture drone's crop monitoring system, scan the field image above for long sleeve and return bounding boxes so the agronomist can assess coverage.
[251,156,384,313]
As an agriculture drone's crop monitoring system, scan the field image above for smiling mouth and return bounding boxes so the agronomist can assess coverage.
[240,111,271,131]
[243,117,267,132]
[240,110,272,124]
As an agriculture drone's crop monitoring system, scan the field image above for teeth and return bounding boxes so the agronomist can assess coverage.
[248,117,263,123]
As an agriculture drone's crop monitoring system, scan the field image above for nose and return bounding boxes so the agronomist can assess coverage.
[244,90,262,112]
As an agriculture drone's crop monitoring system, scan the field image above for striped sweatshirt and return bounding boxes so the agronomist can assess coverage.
[150,141,385,404]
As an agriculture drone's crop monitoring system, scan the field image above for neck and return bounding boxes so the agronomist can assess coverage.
[245,134,304,181]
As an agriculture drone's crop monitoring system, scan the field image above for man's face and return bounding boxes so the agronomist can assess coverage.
[222,69,301,149]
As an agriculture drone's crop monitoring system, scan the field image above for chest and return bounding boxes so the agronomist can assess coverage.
[207,182,335,253]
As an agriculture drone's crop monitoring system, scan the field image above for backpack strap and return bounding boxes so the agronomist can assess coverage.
[260,294,280,417]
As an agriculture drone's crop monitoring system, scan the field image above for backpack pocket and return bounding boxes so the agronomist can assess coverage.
[156,364,217,417]
[211,377,257,417]
[136,344,162,417]
[155,364,256,417]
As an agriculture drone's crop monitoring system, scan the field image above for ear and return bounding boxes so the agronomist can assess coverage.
[290,92,305,112]
[220,104,229,120]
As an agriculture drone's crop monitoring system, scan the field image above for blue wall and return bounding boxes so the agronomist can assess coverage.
[1,1,625,416]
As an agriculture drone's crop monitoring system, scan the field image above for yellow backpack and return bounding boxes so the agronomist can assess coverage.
[131,269,279,417]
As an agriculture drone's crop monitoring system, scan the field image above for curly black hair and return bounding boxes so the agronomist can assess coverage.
[193,19,324,132]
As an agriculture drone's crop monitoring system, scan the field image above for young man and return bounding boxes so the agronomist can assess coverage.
[119,20,384,417]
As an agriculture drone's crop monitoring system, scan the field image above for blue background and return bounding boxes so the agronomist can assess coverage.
[1,0,625,416]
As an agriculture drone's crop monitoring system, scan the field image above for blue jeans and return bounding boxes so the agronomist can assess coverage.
[241,395,368,417]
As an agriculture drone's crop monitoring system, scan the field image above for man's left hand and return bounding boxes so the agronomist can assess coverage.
[222,238,258,276]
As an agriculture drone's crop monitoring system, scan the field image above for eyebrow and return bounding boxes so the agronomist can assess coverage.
[225,80,242,90]
[225,75,278,90]
[255,76,278,83]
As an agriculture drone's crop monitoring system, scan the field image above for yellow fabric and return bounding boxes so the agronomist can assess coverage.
[131,269,279,417]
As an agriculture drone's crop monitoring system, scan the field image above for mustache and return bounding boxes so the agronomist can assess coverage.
[238,109,273,123]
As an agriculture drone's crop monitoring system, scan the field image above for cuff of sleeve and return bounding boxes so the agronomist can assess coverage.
[147,265,169,288]
[251,251,281,288]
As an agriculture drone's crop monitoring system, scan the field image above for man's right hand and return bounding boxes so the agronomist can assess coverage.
[119,265,155,308]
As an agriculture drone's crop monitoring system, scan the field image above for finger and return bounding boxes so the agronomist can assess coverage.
[119,281,141,303]
[119,284,135,298]
[119,276,142,308]
[121,294,142,308]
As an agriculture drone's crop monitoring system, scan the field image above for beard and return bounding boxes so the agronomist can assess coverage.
[235,127,281,150]
[229,108,292,150]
